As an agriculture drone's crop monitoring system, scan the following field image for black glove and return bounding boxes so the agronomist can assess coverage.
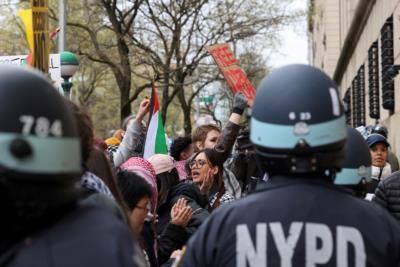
[232,92,248,115]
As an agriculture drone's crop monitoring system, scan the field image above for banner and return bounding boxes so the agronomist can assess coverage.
[143,83,168,159]
[0,54,62,94]
[18,9,34,53]
[31,0,49,73]
[207,43,256,105]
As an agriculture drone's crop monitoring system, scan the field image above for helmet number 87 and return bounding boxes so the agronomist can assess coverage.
[19,115,63,137]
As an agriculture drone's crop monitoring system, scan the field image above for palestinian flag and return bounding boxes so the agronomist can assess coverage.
[143,83,168,159]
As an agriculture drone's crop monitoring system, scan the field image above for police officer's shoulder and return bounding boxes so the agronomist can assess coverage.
[79,191,127,222]
[54,200,129,236]
[7,202,134,267]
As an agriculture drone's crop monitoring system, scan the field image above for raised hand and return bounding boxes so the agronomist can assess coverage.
[199,169,214,194]
[135,98,151,122]
[170,198,193,227]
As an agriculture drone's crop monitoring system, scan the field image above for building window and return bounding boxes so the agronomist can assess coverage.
[343,88,352,125]
[368,41,380,119]
[358,65,366,126]
[380,15,395,110]
[351,65,366,127]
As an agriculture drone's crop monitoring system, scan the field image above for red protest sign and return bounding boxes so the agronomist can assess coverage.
[224,65,256,100]
[208,43,238,67]
[207,43,255,105]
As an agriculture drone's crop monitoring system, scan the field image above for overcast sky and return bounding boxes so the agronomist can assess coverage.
[269,0,309,68]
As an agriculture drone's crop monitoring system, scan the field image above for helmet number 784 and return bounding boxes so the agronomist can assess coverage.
[19,115,63,137]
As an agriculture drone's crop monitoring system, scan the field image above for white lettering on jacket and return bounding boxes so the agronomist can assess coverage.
[236,222,366,267]
[236,223,266,267]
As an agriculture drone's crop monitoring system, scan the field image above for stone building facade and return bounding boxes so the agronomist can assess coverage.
[309,0,400,155]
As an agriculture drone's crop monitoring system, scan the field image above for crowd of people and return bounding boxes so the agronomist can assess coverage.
[1,63,400,266]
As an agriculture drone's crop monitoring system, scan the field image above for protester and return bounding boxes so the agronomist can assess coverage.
[117,169,192,267]
[372,124,400,171]
[0,65,145,266]
[169,136,193,180]
[371,125,400,222]
[189,149,235,210]
[365,133,392,195]
[190,92,248,198]
[117,170,153,238]
[223,125,263,197]
[147,154,208,237]
[109,98,150,168]
[191,124,221,152]
[372,171,400,222]
[179,64,400,266]
[119,157,159,267]
[191,92,247,156]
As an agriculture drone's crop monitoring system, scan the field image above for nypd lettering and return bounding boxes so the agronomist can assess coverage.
[236,222,366,267]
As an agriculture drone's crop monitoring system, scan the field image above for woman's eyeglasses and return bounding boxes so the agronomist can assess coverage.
[189,159,209,169]
[136,202,151,212]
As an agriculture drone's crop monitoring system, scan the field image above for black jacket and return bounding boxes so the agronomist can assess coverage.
[0,202,145,267]
[156,181,209,265]
[157,181,209,236]
[180,176,400,266]
[373,171,400,222]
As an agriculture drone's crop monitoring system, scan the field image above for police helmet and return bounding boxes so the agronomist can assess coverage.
[0,65,82,182]
[372,125,388,138]
[335,127,371,187]
[250,64,346,174]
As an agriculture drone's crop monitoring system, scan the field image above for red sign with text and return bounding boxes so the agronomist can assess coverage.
[207,43,255,104]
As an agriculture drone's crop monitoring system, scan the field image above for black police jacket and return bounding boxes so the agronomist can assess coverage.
[0,202,145,267]
[180,176,400,267]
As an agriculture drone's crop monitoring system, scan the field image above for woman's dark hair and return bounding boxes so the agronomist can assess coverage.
[170,136,192,161]
[117,170,153,210]
[65,99,94,167]
[86,147,126,207]
[191,148,225,210]
[156,168,180,206]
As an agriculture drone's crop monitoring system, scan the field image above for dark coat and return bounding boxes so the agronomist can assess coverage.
[0,202,145,267]
[373,171,400,222]
[214,121,241,164]
[156,181,209,265]
[180,176,400,267]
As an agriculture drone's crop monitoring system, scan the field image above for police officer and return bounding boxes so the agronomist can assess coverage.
[179,64,400,266]
[0,65,145,266]
[334,127,371,198]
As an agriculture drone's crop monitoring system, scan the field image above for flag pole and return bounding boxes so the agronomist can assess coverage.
[141,81,155,157]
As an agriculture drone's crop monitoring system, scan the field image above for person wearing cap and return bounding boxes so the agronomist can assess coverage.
[366,134,392,195]
[372,125,400,171]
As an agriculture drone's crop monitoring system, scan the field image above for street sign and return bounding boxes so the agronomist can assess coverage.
[31,0,49,73]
